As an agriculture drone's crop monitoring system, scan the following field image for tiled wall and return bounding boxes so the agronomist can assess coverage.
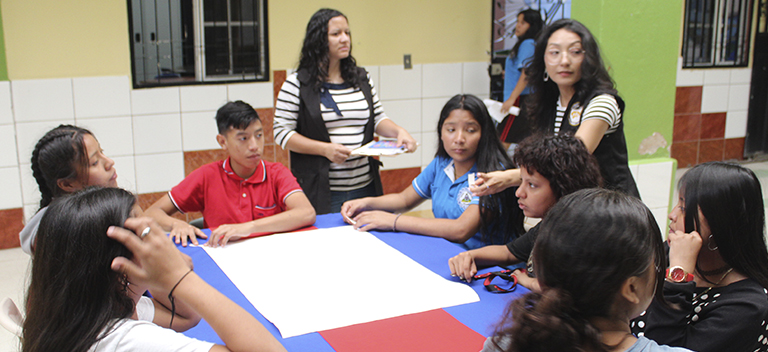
[0,62,492,248]
[0,61,680,248]
[671,58,750,167]
[629,158,676,237]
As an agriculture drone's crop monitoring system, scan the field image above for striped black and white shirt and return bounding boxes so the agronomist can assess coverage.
[274,71,389,192]
[554,94,621,135]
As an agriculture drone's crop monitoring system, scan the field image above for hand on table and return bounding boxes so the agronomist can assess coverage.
[511,268,540,292]
[208,223,254,248]
[108,217,193,292]
[325,143,352,164]
[347,210,398,232]
[341,198,372,221]
[170,222,208,247]
[448,251,478,282]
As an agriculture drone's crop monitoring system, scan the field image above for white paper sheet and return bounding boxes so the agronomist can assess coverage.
[483,98,519,124]
[203,226,479,338]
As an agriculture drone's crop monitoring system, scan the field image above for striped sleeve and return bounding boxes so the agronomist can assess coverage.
[582,94,621,134]
[274,72,301,148]
[367,72,390,128]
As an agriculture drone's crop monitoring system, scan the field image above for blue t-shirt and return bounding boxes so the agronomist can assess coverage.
[412,156,485,250]
[503,38,535,100]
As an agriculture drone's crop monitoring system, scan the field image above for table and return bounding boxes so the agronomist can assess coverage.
[178,213,528,351]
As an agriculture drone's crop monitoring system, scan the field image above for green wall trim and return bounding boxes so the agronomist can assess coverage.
[0,1,8,81]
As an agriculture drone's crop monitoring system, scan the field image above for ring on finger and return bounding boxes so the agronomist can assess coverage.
[140,227,151,239]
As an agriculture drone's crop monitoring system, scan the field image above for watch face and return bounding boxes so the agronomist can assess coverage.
[670,267,685,281]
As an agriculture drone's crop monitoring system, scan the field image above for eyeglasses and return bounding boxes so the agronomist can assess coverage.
[544,48,585,64]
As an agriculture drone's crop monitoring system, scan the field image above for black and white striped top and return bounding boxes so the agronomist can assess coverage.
[274,71,389,192]
[554,94,621,135]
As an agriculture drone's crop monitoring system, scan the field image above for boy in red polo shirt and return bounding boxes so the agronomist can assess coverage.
[146,101,316,247]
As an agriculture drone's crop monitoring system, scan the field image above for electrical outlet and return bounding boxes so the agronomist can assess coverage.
[404,54,412,69]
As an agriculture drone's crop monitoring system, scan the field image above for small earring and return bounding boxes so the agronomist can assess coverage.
[543,72,549,82]
[708,234,718,251]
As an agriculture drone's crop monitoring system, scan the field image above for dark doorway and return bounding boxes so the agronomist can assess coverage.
[746,0,768,157]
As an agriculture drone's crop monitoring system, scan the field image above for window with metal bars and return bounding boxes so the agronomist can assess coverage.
[682,0,752,68]
[128,0,268,88]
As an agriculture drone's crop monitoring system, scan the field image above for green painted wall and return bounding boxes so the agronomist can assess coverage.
[572,1,682,160]
[0,2,7,81]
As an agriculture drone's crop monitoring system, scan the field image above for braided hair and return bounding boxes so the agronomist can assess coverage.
[31,124,92,208]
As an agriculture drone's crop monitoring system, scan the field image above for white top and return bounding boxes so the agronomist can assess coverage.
[135,296,155,322]
[89,319,214,352]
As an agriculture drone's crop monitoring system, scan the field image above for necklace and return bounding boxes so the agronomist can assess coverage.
[698,267,734,297]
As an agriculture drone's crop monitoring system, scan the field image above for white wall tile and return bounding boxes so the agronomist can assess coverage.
[362,66,380,88]
[700,85,729,113]
[227,82,274,109]
[420,132,439,166]
[0,167,22,210]
[462,62,491,96]
[636,161,674,209]
[15,120,75,166]
[132,114,182,154]
[135,152,184,194]
[727,84,750,111]
[730,68,752,84]
[422,63,462,98]
[112,155,137,194]
[379,134,423,170]
[650,206,669,240]
[19,163,39,207]
[378,64,422,100]
[0,82,12,125]
[675,66,704,87]
[73,76,132,118]
[131,87,180,115]
[24,204,39,223]
[421,97,447,134]
[11,78,74,122]
[703,69,731,85]
[0,125,18,168]
[180,85,228,112]
[77,116,134,157]
[724,110,748,139]
[629,164,640,186]
[381,99,421,133]
[181,111,220,151]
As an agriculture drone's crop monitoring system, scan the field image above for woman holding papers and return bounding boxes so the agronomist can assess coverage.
[22,187,287,352]
[342,94,524,250]
[274,8,417,214]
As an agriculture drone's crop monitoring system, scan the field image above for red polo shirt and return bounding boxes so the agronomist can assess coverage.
[169,158,303,229]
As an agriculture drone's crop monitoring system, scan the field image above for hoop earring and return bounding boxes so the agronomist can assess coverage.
[543,71,549,82]
[708,234,718,251]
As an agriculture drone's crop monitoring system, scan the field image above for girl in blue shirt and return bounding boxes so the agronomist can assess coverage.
[497,9,543,148]
[341,94,524,249]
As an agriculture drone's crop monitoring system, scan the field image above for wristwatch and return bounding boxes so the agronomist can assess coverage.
[666,266,694,283]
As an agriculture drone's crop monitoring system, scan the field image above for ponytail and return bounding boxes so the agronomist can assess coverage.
[31,125,92,208]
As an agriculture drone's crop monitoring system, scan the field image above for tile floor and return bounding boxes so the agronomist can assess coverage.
[1,161,767,351]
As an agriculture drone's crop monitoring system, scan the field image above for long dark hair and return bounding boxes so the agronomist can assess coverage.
[436,94,524,243]
[525,19,617,131]
[298,8,360,90]
[491,189,666,352]
[679,161,768,288]
[513,133,602,199]
[31,124,92,208]
[23,187,137,352]
[509,9,543,59]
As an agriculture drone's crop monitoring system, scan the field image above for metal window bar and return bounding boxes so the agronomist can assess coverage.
[683,0,750,68]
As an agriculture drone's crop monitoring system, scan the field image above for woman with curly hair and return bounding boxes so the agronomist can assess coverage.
[274,8,417,214]
[473,19,639,199]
